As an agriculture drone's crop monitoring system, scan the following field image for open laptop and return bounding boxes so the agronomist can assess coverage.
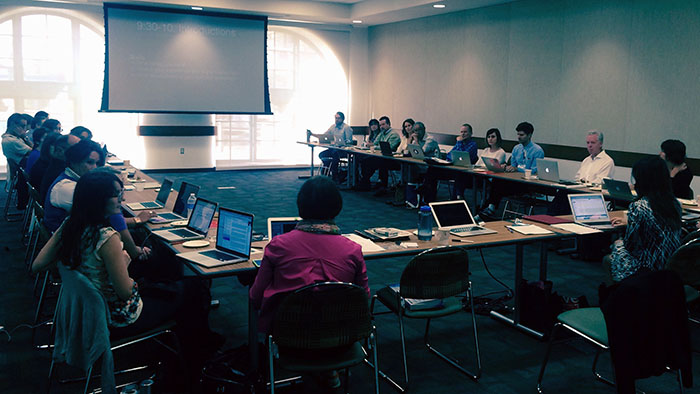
[482,157,505,172]
[150,181,200,223]
[567,193,614,229]
[125,178,173,211]
[317,134,332,144]
[451,151,473,168]
[603,178,636,200]
[536,159,579,185]
[267,217,302,239]
[152,197,218,242]
[178,207,254,268]
[428,200,497,237]
[378,141,402,157]
[406,144,425,160]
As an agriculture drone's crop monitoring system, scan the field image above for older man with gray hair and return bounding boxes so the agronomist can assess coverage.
[574,130,615,184]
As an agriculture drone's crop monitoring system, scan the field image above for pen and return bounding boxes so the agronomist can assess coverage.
[452,238,474,243]
[505,226,514,233]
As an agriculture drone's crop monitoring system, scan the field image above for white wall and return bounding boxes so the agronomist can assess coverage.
[367,0,700,159]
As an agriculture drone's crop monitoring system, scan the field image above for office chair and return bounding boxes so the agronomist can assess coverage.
[371,247,481,392]
[4,159,22,221]
[268,281,379,394]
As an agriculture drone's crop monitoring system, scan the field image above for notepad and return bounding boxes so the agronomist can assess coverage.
[343,234,385,252]
[551,223,602,235]
[506,224,553,235]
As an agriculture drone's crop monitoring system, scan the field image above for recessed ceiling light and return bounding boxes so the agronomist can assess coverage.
[352,20,363,24]
[191,6,203,10]
[433,4,446,8]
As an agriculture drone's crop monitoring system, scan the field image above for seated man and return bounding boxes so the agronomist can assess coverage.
[313,112,353,182]
[548,130,615,215]
[2,113,33,209]
[479,121,544,220]
[43,140,155,264]
[420,123,478,202]
[356,116,401,193]
[408,121,439,158]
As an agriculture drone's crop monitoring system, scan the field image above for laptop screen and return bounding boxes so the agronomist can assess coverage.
[188,198,217,235]
[173,182,200,217]
[568,194,609,221]
[429,201,475,228]
[267,217,301,239]
[155,178,173,204]
[217,208,254,257]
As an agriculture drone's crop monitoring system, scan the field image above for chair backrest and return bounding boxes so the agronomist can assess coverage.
[271,282,371,350]
[666,238,700,288]
[399,247,470,299]
[679,229,700,246]
[54,264,112,371]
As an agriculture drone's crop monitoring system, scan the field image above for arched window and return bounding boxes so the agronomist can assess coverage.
[0,8,137,173]
[215,26,349,167]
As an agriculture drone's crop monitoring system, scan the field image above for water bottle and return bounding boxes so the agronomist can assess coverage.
[417,205,433,241]
[186,192,196,218]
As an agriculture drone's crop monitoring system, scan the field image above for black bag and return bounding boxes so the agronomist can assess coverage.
[518,279,564,337]
[201,345,263,394]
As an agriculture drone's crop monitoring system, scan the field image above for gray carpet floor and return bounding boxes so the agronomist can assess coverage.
[0,168,696,393]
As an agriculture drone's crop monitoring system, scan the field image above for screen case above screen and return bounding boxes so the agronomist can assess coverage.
[267,217,302,239]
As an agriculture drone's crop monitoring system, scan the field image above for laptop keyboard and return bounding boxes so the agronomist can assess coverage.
[451,226,482,233]
[159,213,181,220]
[140,201,160,208]
[170,229,198,238]
[201,250,239,261]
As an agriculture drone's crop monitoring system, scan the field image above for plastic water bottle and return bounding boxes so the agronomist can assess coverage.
[417,205,433,241]
[186,193,196,218]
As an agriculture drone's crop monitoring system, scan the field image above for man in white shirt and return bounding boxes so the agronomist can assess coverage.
[575,130,614,184]
[316,111,353,182]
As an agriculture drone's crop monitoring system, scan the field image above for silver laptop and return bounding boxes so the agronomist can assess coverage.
[125,178,173,211]
[407,144,425,160]
[179,207,254,268]
[152,197,217,242]
[150,181,200,223]
[536,159,579,185]
[428,200,497,237]
[603,178,636,200]
[482,157,505,172]
[451,151,473,167]
[267,217,301,239]
[567,193,614,229]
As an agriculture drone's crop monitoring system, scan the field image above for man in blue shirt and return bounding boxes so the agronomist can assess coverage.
[478,122,545,220]
[447,123,478,163]
[506,121,544,173]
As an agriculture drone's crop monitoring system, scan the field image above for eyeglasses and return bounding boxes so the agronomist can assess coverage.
[112,190,124,201]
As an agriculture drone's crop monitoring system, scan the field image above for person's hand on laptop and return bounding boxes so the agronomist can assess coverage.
[505,165,517,172]
[611,217,624,227]
[135,210,157,225]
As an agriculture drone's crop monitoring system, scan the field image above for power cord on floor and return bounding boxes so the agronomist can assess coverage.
[0,322,47,343]
[463,248,514,315]
[476,248,513,299]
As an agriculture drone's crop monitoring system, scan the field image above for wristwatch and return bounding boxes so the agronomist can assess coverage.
[133,217,141,225]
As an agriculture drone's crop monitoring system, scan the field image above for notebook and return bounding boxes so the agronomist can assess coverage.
[567,193,614,229]
[428,200,497,237]
[125,178,173,211]
[482,157,505,172]
[152,197,217,242]
[178,207,254,268]
[603,178,636,200]
[407,144,425,160]
[150,181,200,223]
[536,159,579,186]
[451,151,473,168]
[267,217,302,239]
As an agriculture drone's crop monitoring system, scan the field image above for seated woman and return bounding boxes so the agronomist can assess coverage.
[250,176,370,334]
[32,171,221,381]
[475,128,506,167]
[367,118,380,143]
[660,139,693,199]
[606,156,683,282]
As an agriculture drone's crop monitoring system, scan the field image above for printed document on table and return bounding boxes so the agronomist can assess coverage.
[506,224,553,235]
[551,223,602,234]
[343,233,385,252]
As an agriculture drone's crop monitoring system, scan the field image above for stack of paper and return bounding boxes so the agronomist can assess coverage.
[551,223,602,234]
[507,224,553,235]
[343,233,385,252]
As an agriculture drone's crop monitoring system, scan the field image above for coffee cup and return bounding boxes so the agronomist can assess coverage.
[524,169,532,179]
[135,182,145,192]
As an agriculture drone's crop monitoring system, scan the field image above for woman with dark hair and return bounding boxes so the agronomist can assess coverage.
[33,171,221,380]
[28,132,59,190]
[42,118,62,134]
[397,118,415,153]
[607,156,682,282]
[476,128,506,167]
[250,176,369,334]
[367,118,380,143]
[660,139,693,199]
